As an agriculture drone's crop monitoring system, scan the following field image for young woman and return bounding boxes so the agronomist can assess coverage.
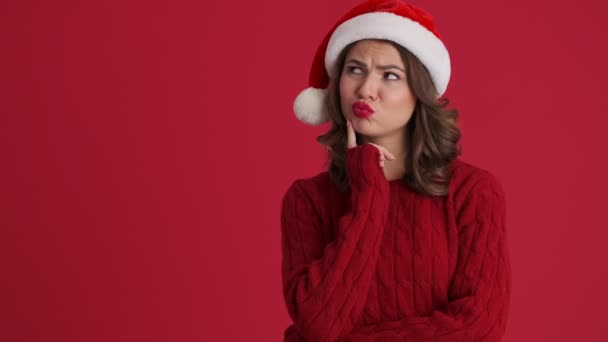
[281,1,511,341]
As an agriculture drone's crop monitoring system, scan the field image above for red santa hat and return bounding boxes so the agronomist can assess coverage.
[293,0,451,125]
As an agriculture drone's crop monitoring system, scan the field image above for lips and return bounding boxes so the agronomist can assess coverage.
[352,101,375,118]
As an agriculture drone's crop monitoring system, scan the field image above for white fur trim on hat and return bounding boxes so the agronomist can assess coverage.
[293,87,329,126]
[325,12,451,97]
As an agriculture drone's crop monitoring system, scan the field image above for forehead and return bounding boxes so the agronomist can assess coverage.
[346,39,403,64]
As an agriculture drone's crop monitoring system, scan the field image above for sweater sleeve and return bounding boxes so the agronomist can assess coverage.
[281,144,390,342]
[338,172,512,342]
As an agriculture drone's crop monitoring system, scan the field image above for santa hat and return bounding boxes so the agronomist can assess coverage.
[293,0,451,125]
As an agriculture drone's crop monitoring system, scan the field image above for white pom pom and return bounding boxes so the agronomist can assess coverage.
[293,87,329,126]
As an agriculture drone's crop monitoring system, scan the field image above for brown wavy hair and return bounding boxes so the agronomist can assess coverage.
[316,39,462,196]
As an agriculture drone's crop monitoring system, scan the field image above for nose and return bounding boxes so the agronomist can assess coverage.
[356,73,379,101]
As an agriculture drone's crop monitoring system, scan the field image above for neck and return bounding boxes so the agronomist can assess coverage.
[361,129,408,180]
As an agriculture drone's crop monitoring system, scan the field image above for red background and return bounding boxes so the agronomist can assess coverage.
[2,0,607,341]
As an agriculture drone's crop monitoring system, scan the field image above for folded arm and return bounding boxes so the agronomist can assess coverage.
[281,144,391,342]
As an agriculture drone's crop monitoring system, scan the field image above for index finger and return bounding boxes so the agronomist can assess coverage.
[347,120,356,149]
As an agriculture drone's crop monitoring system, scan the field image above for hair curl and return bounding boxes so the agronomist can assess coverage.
[316,39,462,196]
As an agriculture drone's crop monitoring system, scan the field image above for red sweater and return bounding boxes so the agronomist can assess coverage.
[280,144,511,342]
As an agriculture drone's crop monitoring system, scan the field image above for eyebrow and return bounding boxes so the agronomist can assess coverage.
[346,58,405,73]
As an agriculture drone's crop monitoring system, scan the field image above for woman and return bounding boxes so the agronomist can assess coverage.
[280,1,511,341]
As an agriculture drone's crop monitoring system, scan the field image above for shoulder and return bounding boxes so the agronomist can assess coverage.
[281,171,334,210]
[448,157,506,207]
[448,158,508,235]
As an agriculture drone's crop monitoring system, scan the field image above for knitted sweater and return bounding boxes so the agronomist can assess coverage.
[280,144,511,342]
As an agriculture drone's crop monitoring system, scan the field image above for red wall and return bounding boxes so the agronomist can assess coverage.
[1,0,607,341]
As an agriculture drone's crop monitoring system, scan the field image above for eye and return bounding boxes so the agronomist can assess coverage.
[347,66,363,74]
[385,72,399,80]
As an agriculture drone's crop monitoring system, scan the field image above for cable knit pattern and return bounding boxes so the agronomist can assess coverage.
[280,144,511,342]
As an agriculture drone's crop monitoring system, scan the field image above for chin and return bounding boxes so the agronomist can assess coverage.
[353,115,376,126]
[353,118,380,134]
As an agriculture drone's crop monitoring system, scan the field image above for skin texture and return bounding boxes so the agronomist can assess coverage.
[340,39,416,181]
[346,119,395,167]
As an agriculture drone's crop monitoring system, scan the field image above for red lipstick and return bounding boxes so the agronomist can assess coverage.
[352,101,375,118]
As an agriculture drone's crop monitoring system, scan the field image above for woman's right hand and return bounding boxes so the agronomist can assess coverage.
[347,119,396,169]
